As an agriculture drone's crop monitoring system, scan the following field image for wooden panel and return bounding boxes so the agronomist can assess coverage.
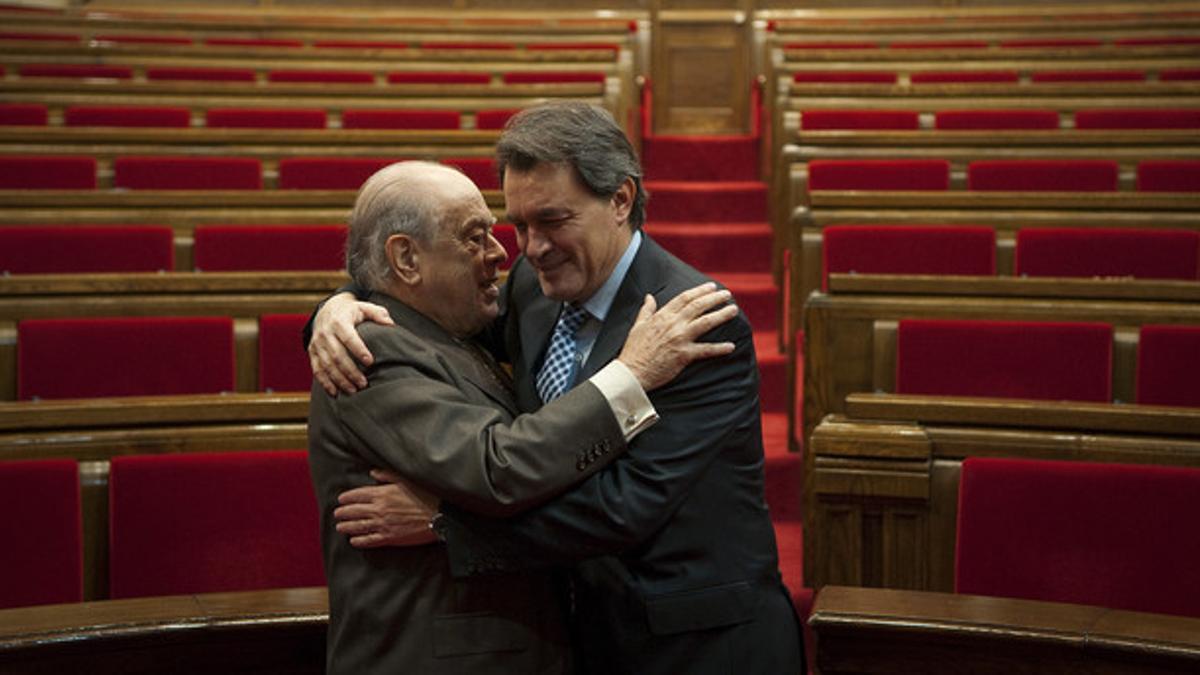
[653,12,749,134]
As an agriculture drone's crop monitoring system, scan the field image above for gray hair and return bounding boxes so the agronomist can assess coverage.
[496,101,647,230]
[345,161,442,291]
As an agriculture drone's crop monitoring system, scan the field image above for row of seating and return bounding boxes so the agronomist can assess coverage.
[0,104,518,129]
[2,63,611,84]
[790,67,1200,83]
[1,32,625,52]
[796,107,1200,129]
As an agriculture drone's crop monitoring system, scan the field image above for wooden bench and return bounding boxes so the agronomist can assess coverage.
[810,585,1200,675]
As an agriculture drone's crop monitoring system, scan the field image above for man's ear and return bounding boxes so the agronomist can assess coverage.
[386,234,421,285]
[610,176,635,226]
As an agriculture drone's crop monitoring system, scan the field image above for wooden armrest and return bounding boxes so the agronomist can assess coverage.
[0,392,310,431]
[825,274,1200,302]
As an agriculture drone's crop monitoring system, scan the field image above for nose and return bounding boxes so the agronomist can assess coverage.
[520,225,551,261]
[486,231,508,265]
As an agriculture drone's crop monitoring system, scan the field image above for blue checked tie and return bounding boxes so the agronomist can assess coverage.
[536,304,589,403]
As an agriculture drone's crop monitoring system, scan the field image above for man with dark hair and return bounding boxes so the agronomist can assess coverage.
[310,102,805,674]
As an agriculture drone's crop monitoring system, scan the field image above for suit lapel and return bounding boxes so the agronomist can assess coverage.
[580,236,669,380]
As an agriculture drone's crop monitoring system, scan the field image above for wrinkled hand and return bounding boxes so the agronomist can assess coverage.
[334,469,439,548]
[308,292,394,396]
[617,282,738,391]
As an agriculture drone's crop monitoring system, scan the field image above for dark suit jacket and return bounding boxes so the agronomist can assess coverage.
[307,293,629,675]
[439,237,805,675]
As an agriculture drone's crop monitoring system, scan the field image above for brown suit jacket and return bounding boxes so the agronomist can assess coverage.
[307,292,626,675]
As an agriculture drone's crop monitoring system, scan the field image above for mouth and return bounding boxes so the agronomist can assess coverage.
[480,276,500,298]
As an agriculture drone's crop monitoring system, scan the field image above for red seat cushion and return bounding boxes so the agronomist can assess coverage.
[18,316,235,399]
[1137,160,1200,192]
[475,108,520,130]
[808,159,950,191]
[193,225,346,271]
[502,71,606,84]
[1137,324,1200,407]
[792,71,897,84]
[19,63,132,79]
[277,157,399,190]
[1015,228,1200,280]
[65,105,191,128]
[800,109,919,130]
[0,103,48,125]
[108,450,324,599]
[145,67,257,82]
[205,107,327,129]
[935,109,1059,130]
[822,225,995,290]
[387,71,491,85]
[1075,108,1200,130]
[113,156,262,190]
[267,69,375,84]
[0,225,174,274]
[0,459,82,609]
[956,457,1200,618]
[445,157,499,190]
[1031,69,1145,83]
[259,314,312,392]
[896,318,1113,402]
[341,109,460,130]
[968,159,1118,191]
[0,155,96,189]
[911,71,1019,84]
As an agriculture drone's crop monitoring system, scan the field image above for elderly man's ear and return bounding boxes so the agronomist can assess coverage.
[386,234,421,285]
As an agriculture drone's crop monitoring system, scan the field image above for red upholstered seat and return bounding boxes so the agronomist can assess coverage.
[18,316,235,399]
[492,222,518,269]
[0,31,78,43]
[420,41,514,50]
[0,225,174,274]
[799,109,919,130]
[0,459,82,609]
[108,450,324,599]
[313,40,408,50]
[792,71,897,84]
[896,319,1112,402]
[822,225,995,290]
[387,71,490,85]
[1031,70,1146,83]
[64,105,191,128]
[502,71,606,84]
[1015,228,1200,280]
[267,69,375,84]
[527,42,619,53]
[1137,325,1200,407]
[968,159,1119,191]
[1161,69,1200,81]
[1116,36,1200,47]
[277,157,399,190]
[94,33,191,45]
[342,109,460,130]
[205,107,327,129]
[808,159,950,191]
[889,40,988,50]
[1137,160,1200,192]
[259,314,312,392]
[911,71,1019,84]
[0,103,48,125]
[444,157,499,190]
[935,109,1060,130]
[193,225,346,271]
[113,156,262,190]
[785,41,877,50]
[0,155,96,188]
[956,457,1200,618]
[146,66,256,82]
[19,63,132,79]
[1075,108,1200,129]
[475,108,520,130]
[204,37,303,48]
[1000,38,1105,48]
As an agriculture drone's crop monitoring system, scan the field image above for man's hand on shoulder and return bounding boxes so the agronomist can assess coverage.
[309,292,394,396]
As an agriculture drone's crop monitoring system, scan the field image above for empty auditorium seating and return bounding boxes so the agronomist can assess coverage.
[17,316,235,400]
[792,71,897,84]
[0,459,82,609]
[277,157,397,190]
[19,64,133,79]
[1031,69,1146,83]
[0,103,48,126]
[910,71,1019,84]
[258,314,312,392]
[205,108,328,130]
[808,159,950,190]
[492,223,518,269]
[192,225,347,271]
[267,69,375,84]
[502,71,606,84]
[934,109,1060,130]
[895,319,1113,402]
[1137,160,1200,192]
[1075,108,1200,129]
[145,66,257,82]
[0,155,96,189]
[0,226,175,274]
[1137,325,1200,407]
[1161,68,1200,81]
[108,450,324,599]
[475,108,520,130]
[967,159,1119,191]
[799,109,919,130]
[822,225,995,290]
[1014,228,1200,280]
[314,39,408,50]
[956,457,1200,618]
[341,109,461,130]
[64,105,191,128]
[113,156,263,190]
[386,71,491,85]
[420,41,514,50]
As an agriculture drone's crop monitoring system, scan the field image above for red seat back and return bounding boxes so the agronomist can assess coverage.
[1161,69,1200,81]
[476,108,520,130]
[108,451,324,599]
[896,318,1112,402]
[1075,108,1200,130]
[93,33,191,45]
[0,225,174,274]
[267,69,374,84]
[910,71,1018,84]
[492,222,518,270]
[1137,324,1200,407]
[420,41,514,50]
[0,155,95,188]
[277,157,398,190]
[968,159,1118,191]
[205,107,327,129]
[259,314,313,392]
[1137,160,1200,192]
[0,459,82,609]
[809,159,950,190]
[205,37,302,48]
[1032,69,1145,83]
[65,105,191,128]
[0,103,48,125]
[387,71,490,85]
[792,71,897,84]
[18,316,235,399]
[935,109,1059,130]
[502,71,606,84]
[799,109,919,130]
[145,67,256,82]
[1015,228,1200,280]
[822,225,995,290]
[113,156,262,189]
[20,63,132,79]
[956,457,1200,618]
[341,109,460,130]
[193,225,346,271]
[314,40,407,50]
[445,157,499,190]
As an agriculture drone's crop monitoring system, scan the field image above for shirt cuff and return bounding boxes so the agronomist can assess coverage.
[588,360,659,441]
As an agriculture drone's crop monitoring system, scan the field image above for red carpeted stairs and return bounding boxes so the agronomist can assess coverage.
[641,134,813,653]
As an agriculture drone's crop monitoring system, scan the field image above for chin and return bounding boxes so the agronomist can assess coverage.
[537,273,582,303]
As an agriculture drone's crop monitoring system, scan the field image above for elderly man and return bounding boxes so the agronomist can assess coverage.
[308,160,735,675]
[311,103,805,674]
